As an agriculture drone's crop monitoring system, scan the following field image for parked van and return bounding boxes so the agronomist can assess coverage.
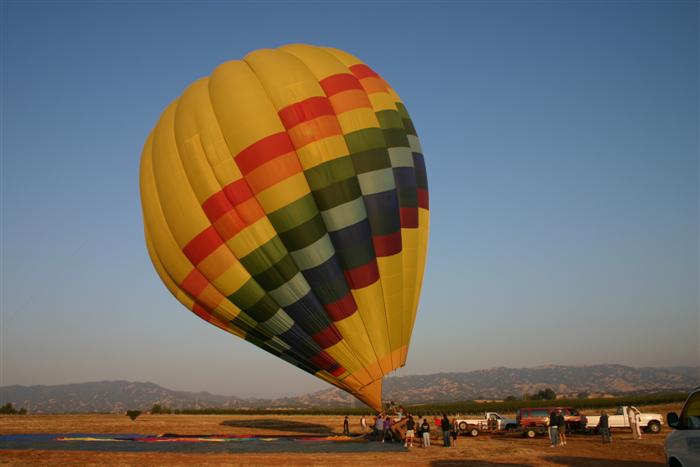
[516,406,587,438]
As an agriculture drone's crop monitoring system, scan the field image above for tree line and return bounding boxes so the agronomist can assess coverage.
[135,391,687,416]
[0,403,27,415]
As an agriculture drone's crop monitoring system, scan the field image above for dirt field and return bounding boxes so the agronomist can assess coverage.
[0,403,679,466]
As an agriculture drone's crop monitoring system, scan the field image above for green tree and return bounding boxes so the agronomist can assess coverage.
[0,403,17,414]
[504,395,519,402]
[126,410,142,421]
[540,388,557,400]
[151,404,162,414]
[524,388,556,401]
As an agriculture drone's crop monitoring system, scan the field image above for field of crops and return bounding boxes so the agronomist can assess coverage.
[172,391,688,416]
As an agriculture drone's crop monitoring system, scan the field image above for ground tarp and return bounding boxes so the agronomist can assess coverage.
[0,433,407,453]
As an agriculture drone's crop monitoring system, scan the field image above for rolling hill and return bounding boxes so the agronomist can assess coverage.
[1,364,696,413]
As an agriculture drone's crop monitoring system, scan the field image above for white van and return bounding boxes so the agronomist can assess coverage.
[665,387,700,467]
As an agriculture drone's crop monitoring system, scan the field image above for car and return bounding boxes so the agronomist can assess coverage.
[665,387,700,467]
[516,406,588,438]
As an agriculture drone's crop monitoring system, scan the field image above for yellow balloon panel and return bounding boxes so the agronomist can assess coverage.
[140,44,429,411]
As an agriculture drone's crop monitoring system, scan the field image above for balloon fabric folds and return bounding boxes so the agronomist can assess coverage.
[139,45,429,410]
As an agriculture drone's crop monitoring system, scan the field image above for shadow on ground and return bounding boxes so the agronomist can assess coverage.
[544,457,663,467]
[431,461,533,466]
[431,457,664,467]
[221,419,333,434]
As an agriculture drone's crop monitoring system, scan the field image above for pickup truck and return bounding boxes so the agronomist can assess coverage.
[586,405,663,434]
[452,412,517,436]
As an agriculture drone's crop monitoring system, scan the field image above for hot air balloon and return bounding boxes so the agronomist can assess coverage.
[140,44,429,411]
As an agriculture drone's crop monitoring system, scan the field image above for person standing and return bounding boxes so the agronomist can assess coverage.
[634,408,643,439]
[488,413,498,431]
[416,417,424,447]
[548,410,559,447]
[557,409,567,446]
[360,415,367,433]
[628,406,642,439]
[441,414,451,447]
[598,410,611,444]
[343,415,350,435]
[405,416,415,448]
[421,418,431,448]
[383,416,393,443]
[374,415,383,441]
[451,417,459,448]
[396,406,404,421]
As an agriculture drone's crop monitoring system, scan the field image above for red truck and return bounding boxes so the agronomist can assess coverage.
[516,407,587,438]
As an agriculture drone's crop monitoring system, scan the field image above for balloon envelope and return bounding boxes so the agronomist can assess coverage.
[140,44,429,410]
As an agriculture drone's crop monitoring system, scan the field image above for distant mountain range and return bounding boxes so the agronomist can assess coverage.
[1,364,697,413]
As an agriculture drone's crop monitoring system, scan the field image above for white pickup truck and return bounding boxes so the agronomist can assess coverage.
[586,405,664,434]
[454,412,517,436]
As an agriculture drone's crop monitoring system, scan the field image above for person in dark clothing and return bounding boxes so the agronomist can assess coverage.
[343,415,349,435]
[598,411,611,444]
[373,415,383,441]
[548,410,559,447]
[488,413,498,431]
[405,416,416,447]
[421,418,431,447]
[441,414,451,447]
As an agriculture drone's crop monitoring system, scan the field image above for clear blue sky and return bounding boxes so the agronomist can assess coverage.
[1,1,697,398]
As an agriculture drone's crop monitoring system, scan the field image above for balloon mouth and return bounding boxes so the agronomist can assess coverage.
[353,380,383,412]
